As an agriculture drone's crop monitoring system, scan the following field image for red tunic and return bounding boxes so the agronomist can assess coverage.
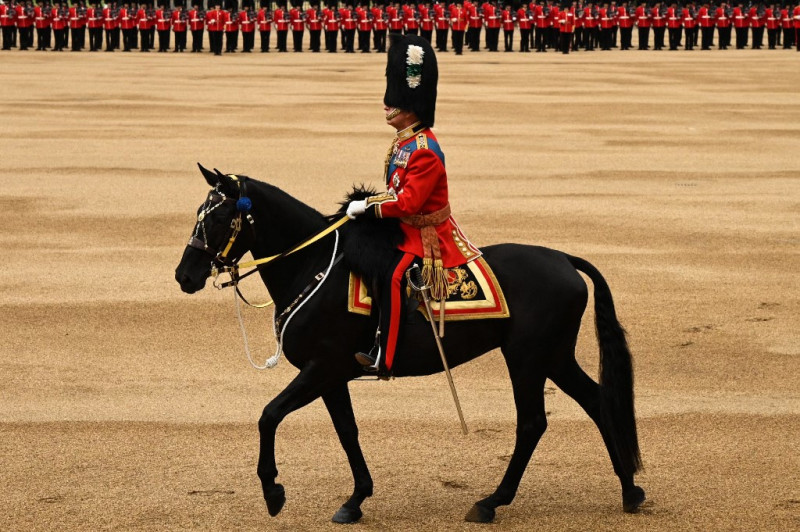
[372,127,480,268]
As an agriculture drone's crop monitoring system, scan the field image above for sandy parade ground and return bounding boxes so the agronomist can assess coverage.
[1,47,799,531]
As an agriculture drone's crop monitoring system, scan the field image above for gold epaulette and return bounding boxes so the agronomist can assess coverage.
[415,132,428,150]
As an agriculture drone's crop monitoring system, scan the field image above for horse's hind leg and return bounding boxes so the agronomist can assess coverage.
[322,384,373,524]
[466,352,548,523]
[549,358,645,512]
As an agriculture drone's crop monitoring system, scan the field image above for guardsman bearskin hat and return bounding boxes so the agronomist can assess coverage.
[383,34,438,128]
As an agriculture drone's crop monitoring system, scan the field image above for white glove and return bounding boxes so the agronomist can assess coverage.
[346,199,367,219]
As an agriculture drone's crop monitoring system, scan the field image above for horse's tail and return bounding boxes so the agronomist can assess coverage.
[567,254,642,476]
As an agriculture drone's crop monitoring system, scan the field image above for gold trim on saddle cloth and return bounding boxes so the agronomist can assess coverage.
[347,256,510,322]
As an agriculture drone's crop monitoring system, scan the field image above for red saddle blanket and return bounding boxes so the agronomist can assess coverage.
[347,256,510,321]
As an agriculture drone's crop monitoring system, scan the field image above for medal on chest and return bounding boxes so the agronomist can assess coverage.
[393,148,411,169]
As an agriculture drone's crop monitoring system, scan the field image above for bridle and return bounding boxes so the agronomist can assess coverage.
[187,174,350,305]
[187,174,254,269]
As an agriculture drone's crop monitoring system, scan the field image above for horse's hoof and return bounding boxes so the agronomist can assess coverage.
[623,485,646,513]
[332,505,363,524]
[265,484,286,517]
[465,502,495,523]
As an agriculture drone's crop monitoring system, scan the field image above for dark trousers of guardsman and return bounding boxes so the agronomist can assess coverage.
[377,252,417,373]
[225,29,238,51]
[292,29,302,51]
[174,30,186,51]
[503,28,513,51]
[684,27,694,49]
[752,26,763,48]
[435,27,447,50]
[37,28,51,50]
[139,28,150,50]
[452,29,464,54]
[668,27,680,49]
[534,26,546,51]
[735,26,747,48]
[309,29,320,51]
[325,29,336,51]
[157,29,169,51]
[260,29,270,51]
[191,28,203,51]
[358,29,369,51]
[700,26,713,49]
[71,28,83,50]
[782,27,792,48]
[519,28,530,51]
[560,31,571,54]
[767,27,778,49]
[105,27,115,50]
[276,29,287,50]
[242,30,254,51]
[653,26,665,48]
[209,30,223,54]
[620,26,632,49]
[420,28,432,44]
[374,28,386,51]
[638,26,650,49]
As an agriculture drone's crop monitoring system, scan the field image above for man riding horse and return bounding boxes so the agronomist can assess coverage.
[345,34,481,374]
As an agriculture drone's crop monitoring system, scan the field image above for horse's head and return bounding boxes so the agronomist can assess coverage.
[175,164,255,294]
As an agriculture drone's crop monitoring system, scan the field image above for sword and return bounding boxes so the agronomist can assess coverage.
[407,264,468,435]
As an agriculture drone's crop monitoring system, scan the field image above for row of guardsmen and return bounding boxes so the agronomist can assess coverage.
[2,0,799,54]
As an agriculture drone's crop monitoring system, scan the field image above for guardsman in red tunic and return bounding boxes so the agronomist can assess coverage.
[1,0,16,50]
[16,0,33,50]
[780,4,792,48]
[119,2,134,50]
[347,36,480,374]
[322,4,338,51]
[716,3,731,49]
[273,2,287,51]
[483,0,500,51]
[450,1,467,53]
[680,3,695,49]
[793,3,800,51]
[223,0,239,52]
[306,2,321,51]
[433,0,447,50]
[85,1,102,51]
[289,3,303,51]
[154,1,170,52]
[239,2,255,52]
[172,2,188,51]
[765,4,779,48]
[355,2,371,52]
[666,2,680,49]
[634,1,650,49]
[650,2,665,48]
[501,3,514,51]
[103,2,120,51]
[68,1,86,51]
[135,2,150,51]
[402,2,418,35]
[749,4,764,48]
[339,3,355,51]
[516,2,531,51]
[188,2,203,52]
[256,0,270,52]
[34,0,50,50]
[617,1,633,49]
[206,2,223,54]
[548,2,560,49]
[732,3,748,48]
[697,2,713,49]
[558,4,574,53]
[419,2,433,43]
[598,3,612,49]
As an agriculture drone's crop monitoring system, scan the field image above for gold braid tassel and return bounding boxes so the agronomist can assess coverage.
[422,258,449,301]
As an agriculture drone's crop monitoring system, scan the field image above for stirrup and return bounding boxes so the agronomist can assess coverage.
[355,351,377,368]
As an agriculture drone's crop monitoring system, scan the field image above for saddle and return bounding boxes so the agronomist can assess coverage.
[347,256,510,322]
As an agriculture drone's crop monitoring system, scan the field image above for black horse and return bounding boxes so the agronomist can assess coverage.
[174,165,645,524]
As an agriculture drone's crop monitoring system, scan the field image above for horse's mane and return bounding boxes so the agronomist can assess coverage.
[337,185,404,285]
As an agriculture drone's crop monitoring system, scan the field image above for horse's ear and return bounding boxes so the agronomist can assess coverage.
[214,169,239,196]
[198,163,218,187]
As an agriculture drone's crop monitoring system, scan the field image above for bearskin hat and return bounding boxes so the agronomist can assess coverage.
[383,34,438,129]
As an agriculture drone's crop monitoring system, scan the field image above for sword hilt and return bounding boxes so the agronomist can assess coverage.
[408,263,427,292]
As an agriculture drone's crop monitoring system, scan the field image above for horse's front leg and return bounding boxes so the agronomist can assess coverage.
[323,384,373,524]
[257,361,342,517]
